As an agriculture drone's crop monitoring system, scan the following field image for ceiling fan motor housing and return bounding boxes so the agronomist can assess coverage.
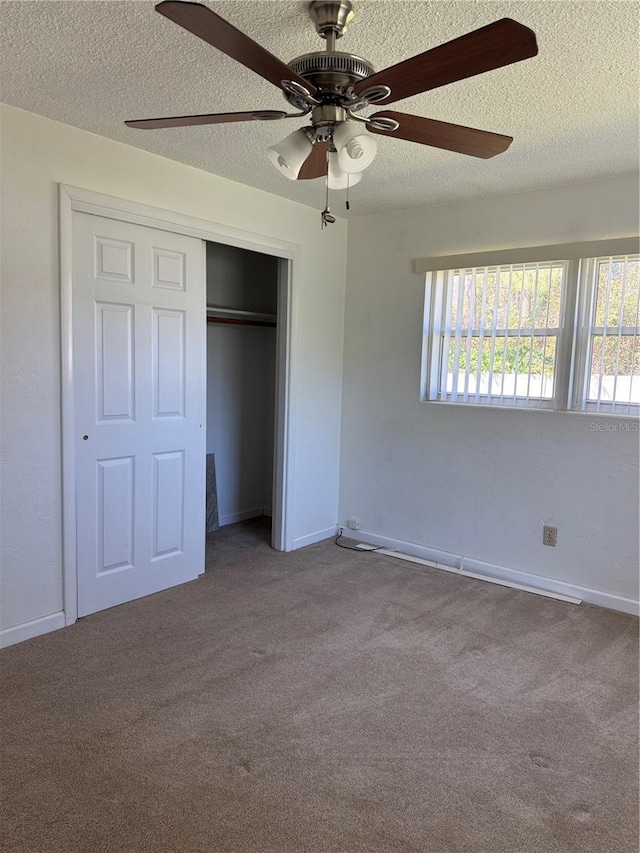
[282,0,373,112]
[285,52,375,110]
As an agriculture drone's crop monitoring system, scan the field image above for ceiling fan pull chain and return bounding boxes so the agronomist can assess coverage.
[322,173,329,229]
[324,172,330,229]
[325,161,329,217]
[346,174,350,211]
[321,168,336,229]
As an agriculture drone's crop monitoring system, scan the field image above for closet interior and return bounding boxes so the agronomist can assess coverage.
[205,241,278,554]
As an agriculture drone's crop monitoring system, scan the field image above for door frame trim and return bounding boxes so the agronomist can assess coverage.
[59,184,300,626]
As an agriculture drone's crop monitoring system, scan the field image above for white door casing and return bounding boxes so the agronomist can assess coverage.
[72,212,206,616]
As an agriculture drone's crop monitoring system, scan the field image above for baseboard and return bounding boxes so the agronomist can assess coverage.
[0,611,66,649]
[350,530,639,616]
[218,507,265,527]
[292,526,337,549]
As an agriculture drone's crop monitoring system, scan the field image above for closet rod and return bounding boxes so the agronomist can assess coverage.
[207,316,276,328]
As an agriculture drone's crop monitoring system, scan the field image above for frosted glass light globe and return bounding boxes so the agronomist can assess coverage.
[327,153,363,190]
[267,130,313,180]
[332,122,377,174]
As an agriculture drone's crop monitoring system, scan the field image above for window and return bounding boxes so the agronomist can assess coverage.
[574,256,640,414]
[422,253,639,415]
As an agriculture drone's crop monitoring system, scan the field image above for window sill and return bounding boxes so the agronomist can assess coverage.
[420,398,640,420]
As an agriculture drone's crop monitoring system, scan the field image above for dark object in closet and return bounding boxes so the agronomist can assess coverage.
[206,454,219,533]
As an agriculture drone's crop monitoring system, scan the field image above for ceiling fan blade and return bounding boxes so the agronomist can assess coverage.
[125,110,287,129]
[355,18,537,104]
[369,111,512,158]
[156,2,315,94]
[297,142,328,180]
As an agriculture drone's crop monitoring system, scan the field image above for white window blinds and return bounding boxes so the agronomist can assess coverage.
[427,262,565,408]
[575,255,640,414]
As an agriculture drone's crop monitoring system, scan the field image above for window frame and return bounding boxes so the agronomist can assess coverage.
[421,254,639,417]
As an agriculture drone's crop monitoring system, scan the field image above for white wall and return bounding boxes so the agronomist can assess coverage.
[340,175,640,609]
[0,104,347,636]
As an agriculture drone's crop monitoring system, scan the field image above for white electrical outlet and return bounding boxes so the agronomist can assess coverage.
[347,517,360,530]
[543,525,558,547]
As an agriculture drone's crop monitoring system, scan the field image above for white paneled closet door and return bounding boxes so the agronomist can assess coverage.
[72,212,206,617]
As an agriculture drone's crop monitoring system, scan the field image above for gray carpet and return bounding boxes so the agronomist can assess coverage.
[1,521,638,852]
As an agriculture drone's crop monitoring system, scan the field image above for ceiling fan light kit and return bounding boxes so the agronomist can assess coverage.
[267,128,314,180]
[126,0,539,225]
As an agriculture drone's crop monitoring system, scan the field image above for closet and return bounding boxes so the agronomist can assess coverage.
[205,241,278,546]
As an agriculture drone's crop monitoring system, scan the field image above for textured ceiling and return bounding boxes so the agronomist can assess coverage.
[1,0,638,216]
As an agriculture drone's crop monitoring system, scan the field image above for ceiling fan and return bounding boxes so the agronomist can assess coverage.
[126,0,538,219]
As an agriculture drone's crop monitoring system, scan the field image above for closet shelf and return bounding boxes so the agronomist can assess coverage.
[206,305,276,327]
